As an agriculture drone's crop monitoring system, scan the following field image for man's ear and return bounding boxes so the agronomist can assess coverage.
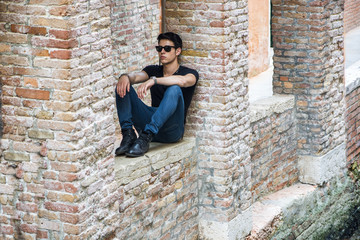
[176,47,181,56]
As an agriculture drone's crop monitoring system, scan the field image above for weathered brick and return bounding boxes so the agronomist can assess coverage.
[20,224,37,234]
[4,151,30,161]
[16,202,38,213]
[30,16,69,29]
[24,77,39,87]
[49,6,69,16]
[32,36,78,49]
[29,0,71,5]
[50,49,71,59]
[0,43,11,52]
[36,230,48,239]
[60,213,79,224]
[49,29,71,40]
[44,202,78,213]
[10,24,47,35]
[15,88,50,100]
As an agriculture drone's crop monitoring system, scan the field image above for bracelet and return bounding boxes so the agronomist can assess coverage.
[151,76,157,85]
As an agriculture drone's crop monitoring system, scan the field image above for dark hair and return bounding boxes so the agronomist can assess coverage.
[157,32,182,49]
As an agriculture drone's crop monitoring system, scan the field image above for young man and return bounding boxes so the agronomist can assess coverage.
[115,32,199,157]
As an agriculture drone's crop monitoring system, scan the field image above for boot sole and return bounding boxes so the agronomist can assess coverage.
[125,152,145,157]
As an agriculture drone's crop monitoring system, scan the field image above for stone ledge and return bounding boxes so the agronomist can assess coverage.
[247,184,316,240]
[249,94,295,123]
[114,138,196,185]
[345,59,360,95]
[346,76,360,95]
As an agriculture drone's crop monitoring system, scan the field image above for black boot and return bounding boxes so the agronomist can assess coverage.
[126,131,153,157]
[115,128,137,156]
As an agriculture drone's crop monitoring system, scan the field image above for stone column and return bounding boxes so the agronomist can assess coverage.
[272,0,346,184]
[166,0,252,239]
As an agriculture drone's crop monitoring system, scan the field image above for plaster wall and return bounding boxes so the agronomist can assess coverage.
[248,0,271,78]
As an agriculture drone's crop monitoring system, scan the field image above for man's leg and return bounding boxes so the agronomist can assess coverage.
[127,86,185,156]
[115,86,155,155]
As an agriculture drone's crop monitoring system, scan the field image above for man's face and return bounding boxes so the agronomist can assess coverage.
[157,39,181,65]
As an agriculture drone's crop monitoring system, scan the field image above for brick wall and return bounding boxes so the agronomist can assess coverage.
[0,0,356,239]
[166,0,252,226]
[111,0,160,76]
[250,98,298,201]
[272,0,346,156]
[344,0,360,33]
[0,0,116,238]
[111,140,198,239]
[346,80,360,164]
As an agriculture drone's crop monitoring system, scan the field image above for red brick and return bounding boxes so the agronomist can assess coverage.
[50,162,79,172]
[50,49,71,59]
[0,65,13,75]
[0,55,29,66]
[0,32,27,44]
[43,171,57,180]
[13,67,52,77]
[10,24,47,35]
[44,181,63,191]
[49,29,71,40]
[0,225,14,235]
[60,213,79,224]
[64,223,81,234]
[30,16,69,29]
[24,77,39,87]
[49,6,69,16]
[23,99,43,108]
[20,224,37,234]
[210,21,225,28]
[16,202,38,213]
[32,37,78,49]
[44,201,78,213]
[15,88,50,100]
[1,76,21,86]
[37,230,48,239]
[32,49,50,57]
[29,26,47,35]
[29,0,71,5]
[0,43,11,52]
[64,183,77,193]
[59,172,77,182]
[8,4,46,15]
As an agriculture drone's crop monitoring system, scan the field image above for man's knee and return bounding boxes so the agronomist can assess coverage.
[165,85,182,98]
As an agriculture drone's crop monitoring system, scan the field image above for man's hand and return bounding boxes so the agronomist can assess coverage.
[116,75,130,98]
[137,79,155,99]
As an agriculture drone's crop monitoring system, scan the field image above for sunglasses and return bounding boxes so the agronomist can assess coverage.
[155,45,176,52]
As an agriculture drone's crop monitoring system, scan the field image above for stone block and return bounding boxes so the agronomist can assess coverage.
[199,208,252,240]
[298,143,346,185]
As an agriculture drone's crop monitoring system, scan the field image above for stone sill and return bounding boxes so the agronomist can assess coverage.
[114,138,196,185]
[249,184,316,239]
[249,94,295,123]
[345,59,360,95]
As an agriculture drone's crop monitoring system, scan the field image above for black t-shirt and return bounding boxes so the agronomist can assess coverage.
[142,65,199,121]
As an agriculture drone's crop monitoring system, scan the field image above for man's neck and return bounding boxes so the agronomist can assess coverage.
[163,61,180,77]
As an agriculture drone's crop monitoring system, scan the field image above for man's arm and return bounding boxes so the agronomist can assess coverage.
[157,74,196,88]
[137,74,196,99]
[116,71,148,98]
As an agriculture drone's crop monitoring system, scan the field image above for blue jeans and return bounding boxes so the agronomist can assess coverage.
[115,85,185,143]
